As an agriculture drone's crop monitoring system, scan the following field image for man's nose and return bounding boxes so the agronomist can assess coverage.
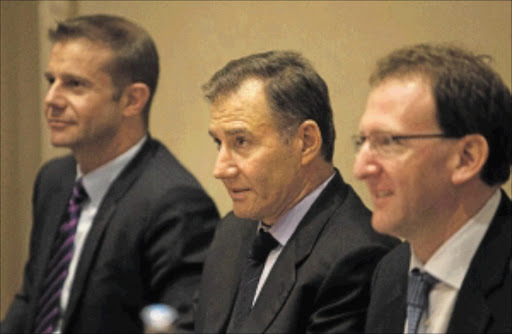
[44,81,66,110]
[213,146,238,180]
[353,144,381,180]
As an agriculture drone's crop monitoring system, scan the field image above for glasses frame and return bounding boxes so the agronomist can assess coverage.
[352,132,460,156]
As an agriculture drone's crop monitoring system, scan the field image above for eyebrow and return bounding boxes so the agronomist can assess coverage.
[208,127,250,138]
[44,71,92,85]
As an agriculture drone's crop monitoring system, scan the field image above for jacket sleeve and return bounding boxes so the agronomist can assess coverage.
[306,245,392,333]
[141,186,219,333]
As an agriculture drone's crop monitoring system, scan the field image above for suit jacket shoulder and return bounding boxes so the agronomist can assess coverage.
[0,154,77,334]
[365,191,512,334]
[196,170,399,333]
[2,137,219,333]
[448,191,511,333]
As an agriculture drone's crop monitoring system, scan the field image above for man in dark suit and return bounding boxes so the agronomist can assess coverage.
[354,44,511,333]
[1,15,219,333]
[195,51,398,333]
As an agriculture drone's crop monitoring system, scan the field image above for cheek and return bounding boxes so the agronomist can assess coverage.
[237,157,266,187]
[379,161,416,213]
[86,102,121,127]
[414,149,450,187]
[239,144,298,196]
[250,165,273,196]
[71,98,94,118]
[247,166,284,207]
[393,159,446,214]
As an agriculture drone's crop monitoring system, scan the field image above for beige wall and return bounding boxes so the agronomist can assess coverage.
[2,0,511,318]
[1,0,42,319]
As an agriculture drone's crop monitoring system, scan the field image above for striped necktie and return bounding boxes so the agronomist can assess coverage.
[34,179,88,333]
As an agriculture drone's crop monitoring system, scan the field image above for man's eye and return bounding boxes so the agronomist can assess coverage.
[379,135,401,147]
[377,135,406,155]
[68,79,82,87]
[379,136,394,146]
[235,137,247,146]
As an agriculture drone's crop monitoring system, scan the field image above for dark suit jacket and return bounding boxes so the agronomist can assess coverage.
[365,191,511,334]
[195,171,399,333]
[1,137,219,333]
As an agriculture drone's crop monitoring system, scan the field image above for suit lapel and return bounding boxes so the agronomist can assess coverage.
[447,192,511,333]
[61,138,157,330]
[379,246,409,333]
[381,284,407,333]
[448,281,490,334]
[241,171,349,333]
[242,244,295,333]
[204,217,258,333]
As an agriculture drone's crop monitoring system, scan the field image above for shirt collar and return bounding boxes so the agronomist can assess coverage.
[259,172,335,247]
[410,190,502,289]
[77,136,147,207]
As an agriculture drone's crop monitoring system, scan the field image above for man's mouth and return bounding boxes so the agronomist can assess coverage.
[374,190,393,198]
[229,188,250,200]
[48,119,73,127]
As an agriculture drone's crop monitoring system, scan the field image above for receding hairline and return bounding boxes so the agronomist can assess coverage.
[204,74,270,105]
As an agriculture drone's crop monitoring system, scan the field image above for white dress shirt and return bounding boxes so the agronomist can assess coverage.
[252,173,335,305]
[56,136,146,332]
[404,190,501,334]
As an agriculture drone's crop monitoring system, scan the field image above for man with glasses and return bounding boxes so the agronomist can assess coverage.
[354,44,511,333]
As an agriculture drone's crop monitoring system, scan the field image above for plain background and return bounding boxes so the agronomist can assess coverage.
[1,0,510,318]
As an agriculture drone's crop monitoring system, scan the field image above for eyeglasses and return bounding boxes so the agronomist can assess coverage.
[352,132,459,157]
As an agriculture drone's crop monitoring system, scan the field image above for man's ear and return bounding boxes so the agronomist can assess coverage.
[121,83,150,118]
[451,134,489,185]
[298,120,323,165]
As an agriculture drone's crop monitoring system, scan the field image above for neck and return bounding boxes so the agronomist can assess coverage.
[262,160,334,226]
[411,182,498,263]
[304,160,335,191]
[74,131,145,174]
[291,160,334,207]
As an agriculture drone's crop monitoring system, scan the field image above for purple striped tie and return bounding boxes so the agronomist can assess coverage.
[33,179,88,334]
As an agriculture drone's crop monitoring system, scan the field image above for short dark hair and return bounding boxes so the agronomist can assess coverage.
[370,43,511,186]
[202,50,336,162]
[49,14,159,127]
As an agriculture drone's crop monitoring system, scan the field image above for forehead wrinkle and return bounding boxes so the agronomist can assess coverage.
[225,128,250,136]
[209,78,279,143]
[211,108,271,132]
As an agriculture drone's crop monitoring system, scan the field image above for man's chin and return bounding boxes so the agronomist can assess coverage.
[49,135,74,148]
[232,207,256,220]
[50,141,72,149]
[371,215,401,238]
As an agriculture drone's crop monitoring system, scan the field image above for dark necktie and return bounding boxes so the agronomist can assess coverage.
[227,230,279,333]
[34,179,88,334]
[406,268,439,334]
